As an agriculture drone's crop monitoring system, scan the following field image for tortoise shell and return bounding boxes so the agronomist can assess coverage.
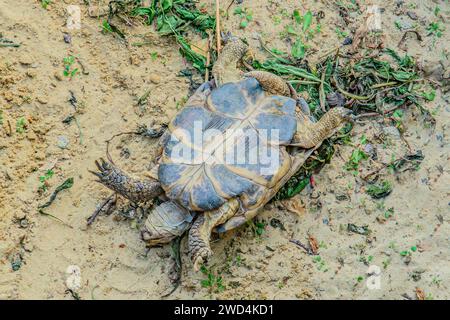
[158,78,297,212]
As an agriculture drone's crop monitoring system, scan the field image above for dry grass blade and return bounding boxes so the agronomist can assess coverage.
[215,0,221,53]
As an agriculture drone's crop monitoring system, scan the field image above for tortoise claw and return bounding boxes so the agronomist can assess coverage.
[91,158,115,181]
[192,248,212,272]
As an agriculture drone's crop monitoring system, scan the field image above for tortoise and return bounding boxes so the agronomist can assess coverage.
[91,38,352,271]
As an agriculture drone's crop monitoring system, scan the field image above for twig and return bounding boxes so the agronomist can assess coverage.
[105,131,139,164]
[38,209,73,228]
[205,33,211,82]
[86,194,117,226]
[398,30,423,50]
[289,239,314,255]
[319,66,327,112]
[76,57,89,75]
[225,0,235,19]
[215,0,221,53]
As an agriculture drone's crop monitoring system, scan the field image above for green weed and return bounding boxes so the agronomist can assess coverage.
[39,169,54,192]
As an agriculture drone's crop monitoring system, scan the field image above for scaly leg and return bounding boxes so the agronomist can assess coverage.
[292,107,353,148]
[189,199,240,271]
[212,38,249,86]
[90,158,162,203]
[244,70,296,98]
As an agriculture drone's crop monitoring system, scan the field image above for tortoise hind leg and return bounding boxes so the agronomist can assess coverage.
[212,38,249,86]
[189,199,240,271]
[90,158,163,203]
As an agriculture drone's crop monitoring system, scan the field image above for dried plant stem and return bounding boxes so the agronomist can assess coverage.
[215,0,221,53]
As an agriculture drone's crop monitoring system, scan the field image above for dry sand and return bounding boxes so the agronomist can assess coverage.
[0,0,449,299]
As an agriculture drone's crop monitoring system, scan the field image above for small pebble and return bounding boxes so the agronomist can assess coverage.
[19,218,28,228]
[383,126,401,140]
[149,74,161,84]
[63,33,71,43]
[343,37,353,46]
[19,54,33,65]
[57,135,70,149]
[37,96,48,104]
[406,11,418,20]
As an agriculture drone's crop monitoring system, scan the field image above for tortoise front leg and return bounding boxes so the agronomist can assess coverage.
[189,199,240,271]
[90,158,163,203]
[292,107,353,148]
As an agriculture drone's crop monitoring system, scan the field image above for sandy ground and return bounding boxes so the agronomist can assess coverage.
[0,0,449,300]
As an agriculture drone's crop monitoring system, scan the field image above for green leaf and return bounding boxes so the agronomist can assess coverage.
[293,9,302,24]
[285,24,298,35]
[161,0,173,11]
[291,38,305,59]
[422,89,436,101]
[302,11,312,32]
[233,7,243,15]
[240,20,248,28]
[366,180,392,199]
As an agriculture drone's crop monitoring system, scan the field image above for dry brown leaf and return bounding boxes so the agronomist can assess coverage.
[415,287,425,300]
[281,198,305,216]
[351,23,368,52]
[308,235,319,255]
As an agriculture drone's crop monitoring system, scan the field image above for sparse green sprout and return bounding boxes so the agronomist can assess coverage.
[16,117,26,133]
[392,109,404,130]
[150,52,158,61]
[39,169,54,192]
[344,149,368,174]
[0,110,3,125]
[400,250,410,257]
[200,265,225,292]
[431,276,442,286]
[434,6,441,16]
[254,220,267,236]
[335,28,349,39]
[356,276,364,283]
[272,15,282,25]
[41,0,51,9]
[63,56,78,78]
[234,6,252,29]
[384,208,394,219]
[359,255,374,265]
[366,180,392,199]
[382,258,391,269]
[394,20,403,30]
[422,89,436,101]
[427,22,444,38]
[312,255,328,272]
